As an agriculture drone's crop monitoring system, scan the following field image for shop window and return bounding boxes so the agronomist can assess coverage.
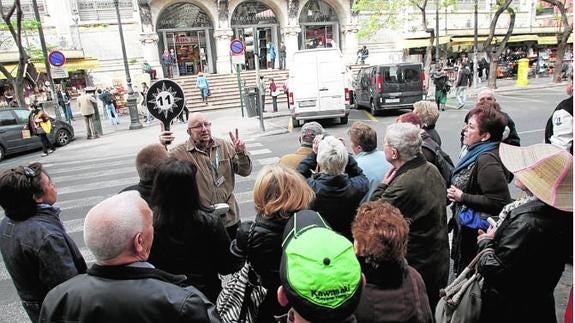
[299,0,337,23]
[75,0,133,22]
[157,3,212,29]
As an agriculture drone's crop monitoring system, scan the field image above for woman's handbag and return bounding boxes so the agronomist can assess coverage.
[435,248,494,323]
[21,129,31,139]
[458,206,490,231]
[217,223,267,323]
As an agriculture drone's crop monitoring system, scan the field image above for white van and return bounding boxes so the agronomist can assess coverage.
[288,48,350,127]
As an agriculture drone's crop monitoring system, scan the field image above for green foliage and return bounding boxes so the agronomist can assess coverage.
[353,0,405,40]
[0,18,40,31]
[535,2,545,15]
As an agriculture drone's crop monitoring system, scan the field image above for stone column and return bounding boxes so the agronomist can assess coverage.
[214,28,233,74]
[342,24,359,65]
[139,32,161,77]
[282,25,301,70]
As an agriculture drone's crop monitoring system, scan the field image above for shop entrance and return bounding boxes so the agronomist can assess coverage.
[157,2,214,75]
[164,30,208,76]
[231,1,279,70]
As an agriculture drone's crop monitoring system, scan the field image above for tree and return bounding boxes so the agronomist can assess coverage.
[541,0,572,83]
[409,0,433,87]
[482,0,515,89]
[0,0,31,107]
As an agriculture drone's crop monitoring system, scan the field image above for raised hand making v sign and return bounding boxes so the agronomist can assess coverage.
[158,112,252,238]
[229,128,245,153]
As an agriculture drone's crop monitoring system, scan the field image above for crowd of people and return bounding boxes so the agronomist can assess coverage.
[0,77,572,323]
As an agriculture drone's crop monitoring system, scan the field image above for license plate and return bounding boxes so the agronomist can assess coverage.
[385,98,400,103]
[298,100,316,108]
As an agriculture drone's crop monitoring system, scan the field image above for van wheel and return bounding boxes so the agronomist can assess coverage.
[292,117,301,128]
[370,100,378,116]
[340,115,348,124]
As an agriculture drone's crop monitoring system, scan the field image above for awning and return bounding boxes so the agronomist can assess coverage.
[507,34,538,43]
[450,35,538,45]
[450,36,489,44]
[402,36,451,49]
[35,58,100,72]
[538,35,574,45]
[0,63,19,79]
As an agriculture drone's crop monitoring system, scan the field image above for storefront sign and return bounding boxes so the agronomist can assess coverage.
[231,55,245,65]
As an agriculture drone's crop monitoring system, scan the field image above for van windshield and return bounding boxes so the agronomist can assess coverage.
[382,66,420,84]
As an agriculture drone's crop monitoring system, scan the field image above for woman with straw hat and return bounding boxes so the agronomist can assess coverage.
[476,143,573,323]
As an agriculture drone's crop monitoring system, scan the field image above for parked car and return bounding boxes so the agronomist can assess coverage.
[353,63,426,115]
[0,107,74,161]
[288,47,350,127]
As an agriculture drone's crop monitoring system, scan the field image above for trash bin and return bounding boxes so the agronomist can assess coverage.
[245,87,259,118]
[516,58,529,87]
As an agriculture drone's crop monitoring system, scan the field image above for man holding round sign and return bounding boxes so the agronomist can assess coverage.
[159,112,252,238]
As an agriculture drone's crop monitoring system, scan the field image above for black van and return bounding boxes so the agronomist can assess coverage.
[353,63,427,114]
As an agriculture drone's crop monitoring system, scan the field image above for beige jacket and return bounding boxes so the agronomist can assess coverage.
[170,137,252,227]
[77,93,97,116]
[278,146,313,169]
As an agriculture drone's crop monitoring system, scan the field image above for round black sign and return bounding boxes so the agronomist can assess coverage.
[146,79,185,131]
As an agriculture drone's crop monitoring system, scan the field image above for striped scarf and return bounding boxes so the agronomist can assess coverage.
[493,195,538,230]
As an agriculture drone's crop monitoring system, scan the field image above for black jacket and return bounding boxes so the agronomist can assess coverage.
[119,180,153,206]
[478,199,572,323]
[0,205,86,322]
[231,215,291,321]
[148,210,240,302]
[39,264,221,323]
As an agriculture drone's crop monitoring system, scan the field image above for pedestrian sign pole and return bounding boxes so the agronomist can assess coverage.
[230,39,246,117]
[253,27,265,132]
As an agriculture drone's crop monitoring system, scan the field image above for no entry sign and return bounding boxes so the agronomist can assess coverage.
[48,50,66,67]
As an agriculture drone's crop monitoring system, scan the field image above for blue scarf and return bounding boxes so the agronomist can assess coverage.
[453,141,499,176]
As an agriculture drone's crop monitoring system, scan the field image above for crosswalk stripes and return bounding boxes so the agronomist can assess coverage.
[0,135,277,322]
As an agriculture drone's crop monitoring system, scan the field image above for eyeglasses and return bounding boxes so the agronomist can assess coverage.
[188,122,212,130]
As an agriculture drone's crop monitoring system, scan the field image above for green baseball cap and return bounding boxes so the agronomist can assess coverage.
[280,210,362,322]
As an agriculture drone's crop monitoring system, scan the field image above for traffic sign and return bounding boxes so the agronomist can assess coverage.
[48,50,66,67]
[230,39,245,55]
[146,79,185,131]
[50,66,69,79]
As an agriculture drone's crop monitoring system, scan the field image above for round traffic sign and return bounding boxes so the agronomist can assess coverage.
[48,51,66,67]
[146,79,185,131]
[230,39,245,55]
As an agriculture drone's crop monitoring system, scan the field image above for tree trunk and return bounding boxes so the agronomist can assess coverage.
[488,59,498,89]
[553,42,567,83]
[482,0,515,89]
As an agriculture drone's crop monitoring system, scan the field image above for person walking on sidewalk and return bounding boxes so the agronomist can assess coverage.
[99,88,120,126]
[78,90,100,140]
[56,85,73,123]
[141,82,154,124]
[433,65,449,111]
[455,61,472,109]
[29,104,55,157]
[269,78,279,112]
[196,73,209,105]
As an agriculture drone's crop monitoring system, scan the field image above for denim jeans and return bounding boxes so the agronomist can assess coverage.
[456,86,467,107]
[105,103,119,125]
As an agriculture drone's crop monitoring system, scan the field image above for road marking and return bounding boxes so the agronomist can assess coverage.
[57,177,139,195]
[288,117,293,133]
[246,142,263,148]
[249,149,272,156]
[364,111,378,122]
[258,157,280,166]
[517,128,544,134]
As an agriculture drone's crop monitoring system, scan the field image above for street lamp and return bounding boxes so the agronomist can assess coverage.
[473,0,478,89]
[113,0,142,130]
[71,9,83,50]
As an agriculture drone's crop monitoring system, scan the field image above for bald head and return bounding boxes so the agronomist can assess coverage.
[477,89,496,104]
[187,112,212,144]
[84,191,153,265]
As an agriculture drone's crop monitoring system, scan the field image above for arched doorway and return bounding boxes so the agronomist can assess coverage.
[299,0,339,49]
[157,3,214,75]
[231,1,279,70]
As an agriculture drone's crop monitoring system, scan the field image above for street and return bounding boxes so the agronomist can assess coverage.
[0,84,571,322]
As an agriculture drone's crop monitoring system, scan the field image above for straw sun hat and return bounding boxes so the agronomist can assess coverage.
[499,143,573,212]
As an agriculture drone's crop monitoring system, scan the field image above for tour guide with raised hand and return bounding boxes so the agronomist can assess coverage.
[39,191,221,322]
[159,112,252,238]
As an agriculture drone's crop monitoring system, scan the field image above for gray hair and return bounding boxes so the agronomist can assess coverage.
[84,191,146,262]
[385,123,422,161]
[317,136,348,176]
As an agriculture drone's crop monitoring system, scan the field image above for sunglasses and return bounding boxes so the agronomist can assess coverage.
[12,166,38,178]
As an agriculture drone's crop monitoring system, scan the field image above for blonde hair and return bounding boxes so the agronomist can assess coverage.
[253,165,315,219]
[413,100,439,129]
